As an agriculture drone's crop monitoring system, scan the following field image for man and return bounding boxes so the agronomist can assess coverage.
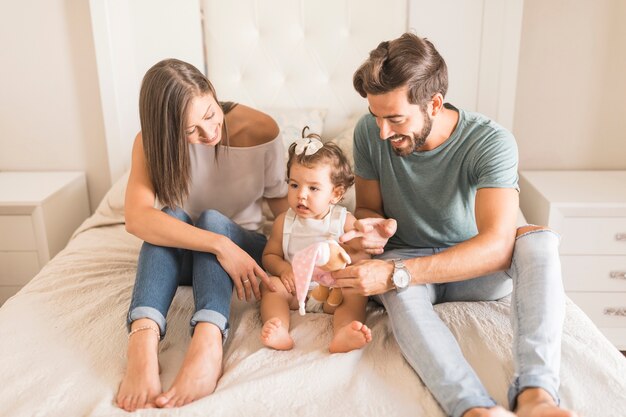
[333,33,578,417]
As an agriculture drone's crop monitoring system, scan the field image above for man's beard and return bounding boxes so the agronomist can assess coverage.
[391,113,433,157]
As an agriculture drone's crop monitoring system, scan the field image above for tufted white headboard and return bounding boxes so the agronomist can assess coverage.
[90,0,522,184]
[201,0,406,138]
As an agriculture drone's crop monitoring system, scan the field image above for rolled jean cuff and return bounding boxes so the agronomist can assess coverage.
[191,309,229,341]
[452,396,497,417]
[508,375,560,411]
[128,306,166,340]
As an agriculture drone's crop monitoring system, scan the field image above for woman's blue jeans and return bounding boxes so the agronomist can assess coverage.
[127,208,267,339]
[374,229,565,417]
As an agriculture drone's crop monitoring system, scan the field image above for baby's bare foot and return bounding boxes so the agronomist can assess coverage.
[116,326,161,411]
[260,318,294,350]
[329,321,372,353]
[155,323,223,408]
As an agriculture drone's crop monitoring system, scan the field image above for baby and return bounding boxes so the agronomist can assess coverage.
[260,132,371,352]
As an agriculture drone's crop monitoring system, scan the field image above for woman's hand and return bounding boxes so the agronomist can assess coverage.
[216,237,275,301]
[279,268,296,295]
[339,218,397,255]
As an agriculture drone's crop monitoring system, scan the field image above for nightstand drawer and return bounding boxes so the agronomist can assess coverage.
[559,217,626,255]
[561,256,626,292]
[568,292,626,328]
[0,215,37,250]
[0,251,40,285]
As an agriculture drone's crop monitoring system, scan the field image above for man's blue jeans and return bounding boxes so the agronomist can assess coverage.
[127,208,267,339]
[375,229,565,417]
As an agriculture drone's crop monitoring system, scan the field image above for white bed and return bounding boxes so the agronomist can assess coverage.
[1,1,626,416]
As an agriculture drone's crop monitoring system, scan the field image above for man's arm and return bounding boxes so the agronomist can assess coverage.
[334,187,519,295]
[353,176,385,219]
[340,176,397,255]
[404,187,519,284]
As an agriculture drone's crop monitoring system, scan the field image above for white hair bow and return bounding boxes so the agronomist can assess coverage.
[294,137,324,156]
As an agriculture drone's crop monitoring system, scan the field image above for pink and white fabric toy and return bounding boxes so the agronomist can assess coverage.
[292,240,351,315]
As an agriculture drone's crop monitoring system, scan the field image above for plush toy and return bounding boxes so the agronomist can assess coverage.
[291,240,351,315]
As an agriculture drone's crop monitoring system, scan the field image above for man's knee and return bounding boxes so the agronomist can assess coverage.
[381,285,434,314]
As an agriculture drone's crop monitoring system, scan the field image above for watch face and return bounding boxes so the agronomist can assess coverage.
[393,268,410,288]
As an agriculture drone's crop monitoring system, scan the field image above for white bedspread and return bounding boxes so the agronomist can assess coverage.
[1,179,625,417]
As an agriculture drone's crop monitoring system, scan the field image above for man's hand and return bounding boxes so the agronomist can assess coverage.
[339,218,397,255]
[331,259,395,296]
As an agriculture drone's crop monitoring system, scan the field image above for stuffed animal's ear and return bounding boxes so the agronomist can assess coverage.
[338,246,351,265]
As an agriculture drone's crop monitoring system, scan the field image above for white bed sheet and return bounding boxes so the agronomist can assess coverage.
[0,174,625,417]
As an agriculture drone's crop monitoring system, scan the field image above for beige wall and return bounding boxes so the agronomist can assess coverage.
[514,0,626,170]
[0,0,109,212]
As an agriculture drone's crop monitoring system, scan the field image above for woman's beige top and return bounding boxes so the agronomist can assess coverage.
[183,134,287,232]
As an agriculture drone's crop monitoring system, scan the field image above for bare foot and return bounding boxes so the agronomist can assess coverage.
[463,406,515,417]
[155,323,223,408]
[116,326,161,411]
[329,321,372,353]
[515,389,579,417]
[260,318,294,350]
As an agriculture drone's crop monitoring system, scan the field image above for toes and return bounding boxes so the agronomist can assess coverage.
[350,321,363,331]
[155,393,172,408]
[128,396,138,412]
[119,396,130,411]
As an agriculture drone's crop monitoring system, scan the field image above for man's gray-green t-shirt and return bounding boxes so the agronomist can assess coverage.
[353,103,519,249]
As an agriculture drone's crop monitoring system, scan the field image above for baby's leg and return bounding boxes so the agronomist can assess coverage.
[329,294,372,353]
[260,276,296,350]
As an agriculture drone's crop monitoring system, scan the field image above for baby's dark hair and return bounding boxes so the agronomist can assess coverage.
[287,127,355,192]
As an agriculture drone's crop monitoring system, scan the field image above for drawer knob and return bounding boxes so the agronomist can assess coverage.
[610,271,626,279]
[603,307,626,317]
[616,233,626,241]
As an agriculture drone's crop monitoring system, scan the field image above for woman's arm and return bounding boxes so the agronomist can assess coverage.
[125,133,272,300]
[266,197,289,217]
[125,133,228,254]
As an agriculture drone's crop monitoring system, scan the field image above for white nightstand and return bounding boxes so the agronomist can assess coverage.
[0,171,90,305]
[519,170,626,350]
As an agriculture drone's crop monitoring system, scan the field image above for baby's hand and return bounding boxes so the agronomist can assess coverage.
[279,269,296,295]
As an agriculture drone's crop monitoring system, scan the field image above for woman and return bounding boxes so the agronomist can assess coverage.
[116,58,288,411]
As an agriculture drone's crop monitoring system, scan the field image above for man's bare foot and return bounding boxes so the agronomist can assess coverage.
[155,323,223,408]
[260,318,294,350]
[116,324,161,411]
[329,321,372,353]
[515,388,579,417]
[463,406,515,417]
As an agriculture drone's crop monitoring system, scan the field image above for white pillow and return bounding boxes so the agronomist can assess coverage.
[95,170,129,219]
[327,114,363,167]
[264,107,327,157]
[327,114,365,213]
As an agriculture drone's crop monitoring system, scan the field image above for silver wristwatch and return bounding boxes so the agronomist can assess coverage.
[391,259,411,292]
